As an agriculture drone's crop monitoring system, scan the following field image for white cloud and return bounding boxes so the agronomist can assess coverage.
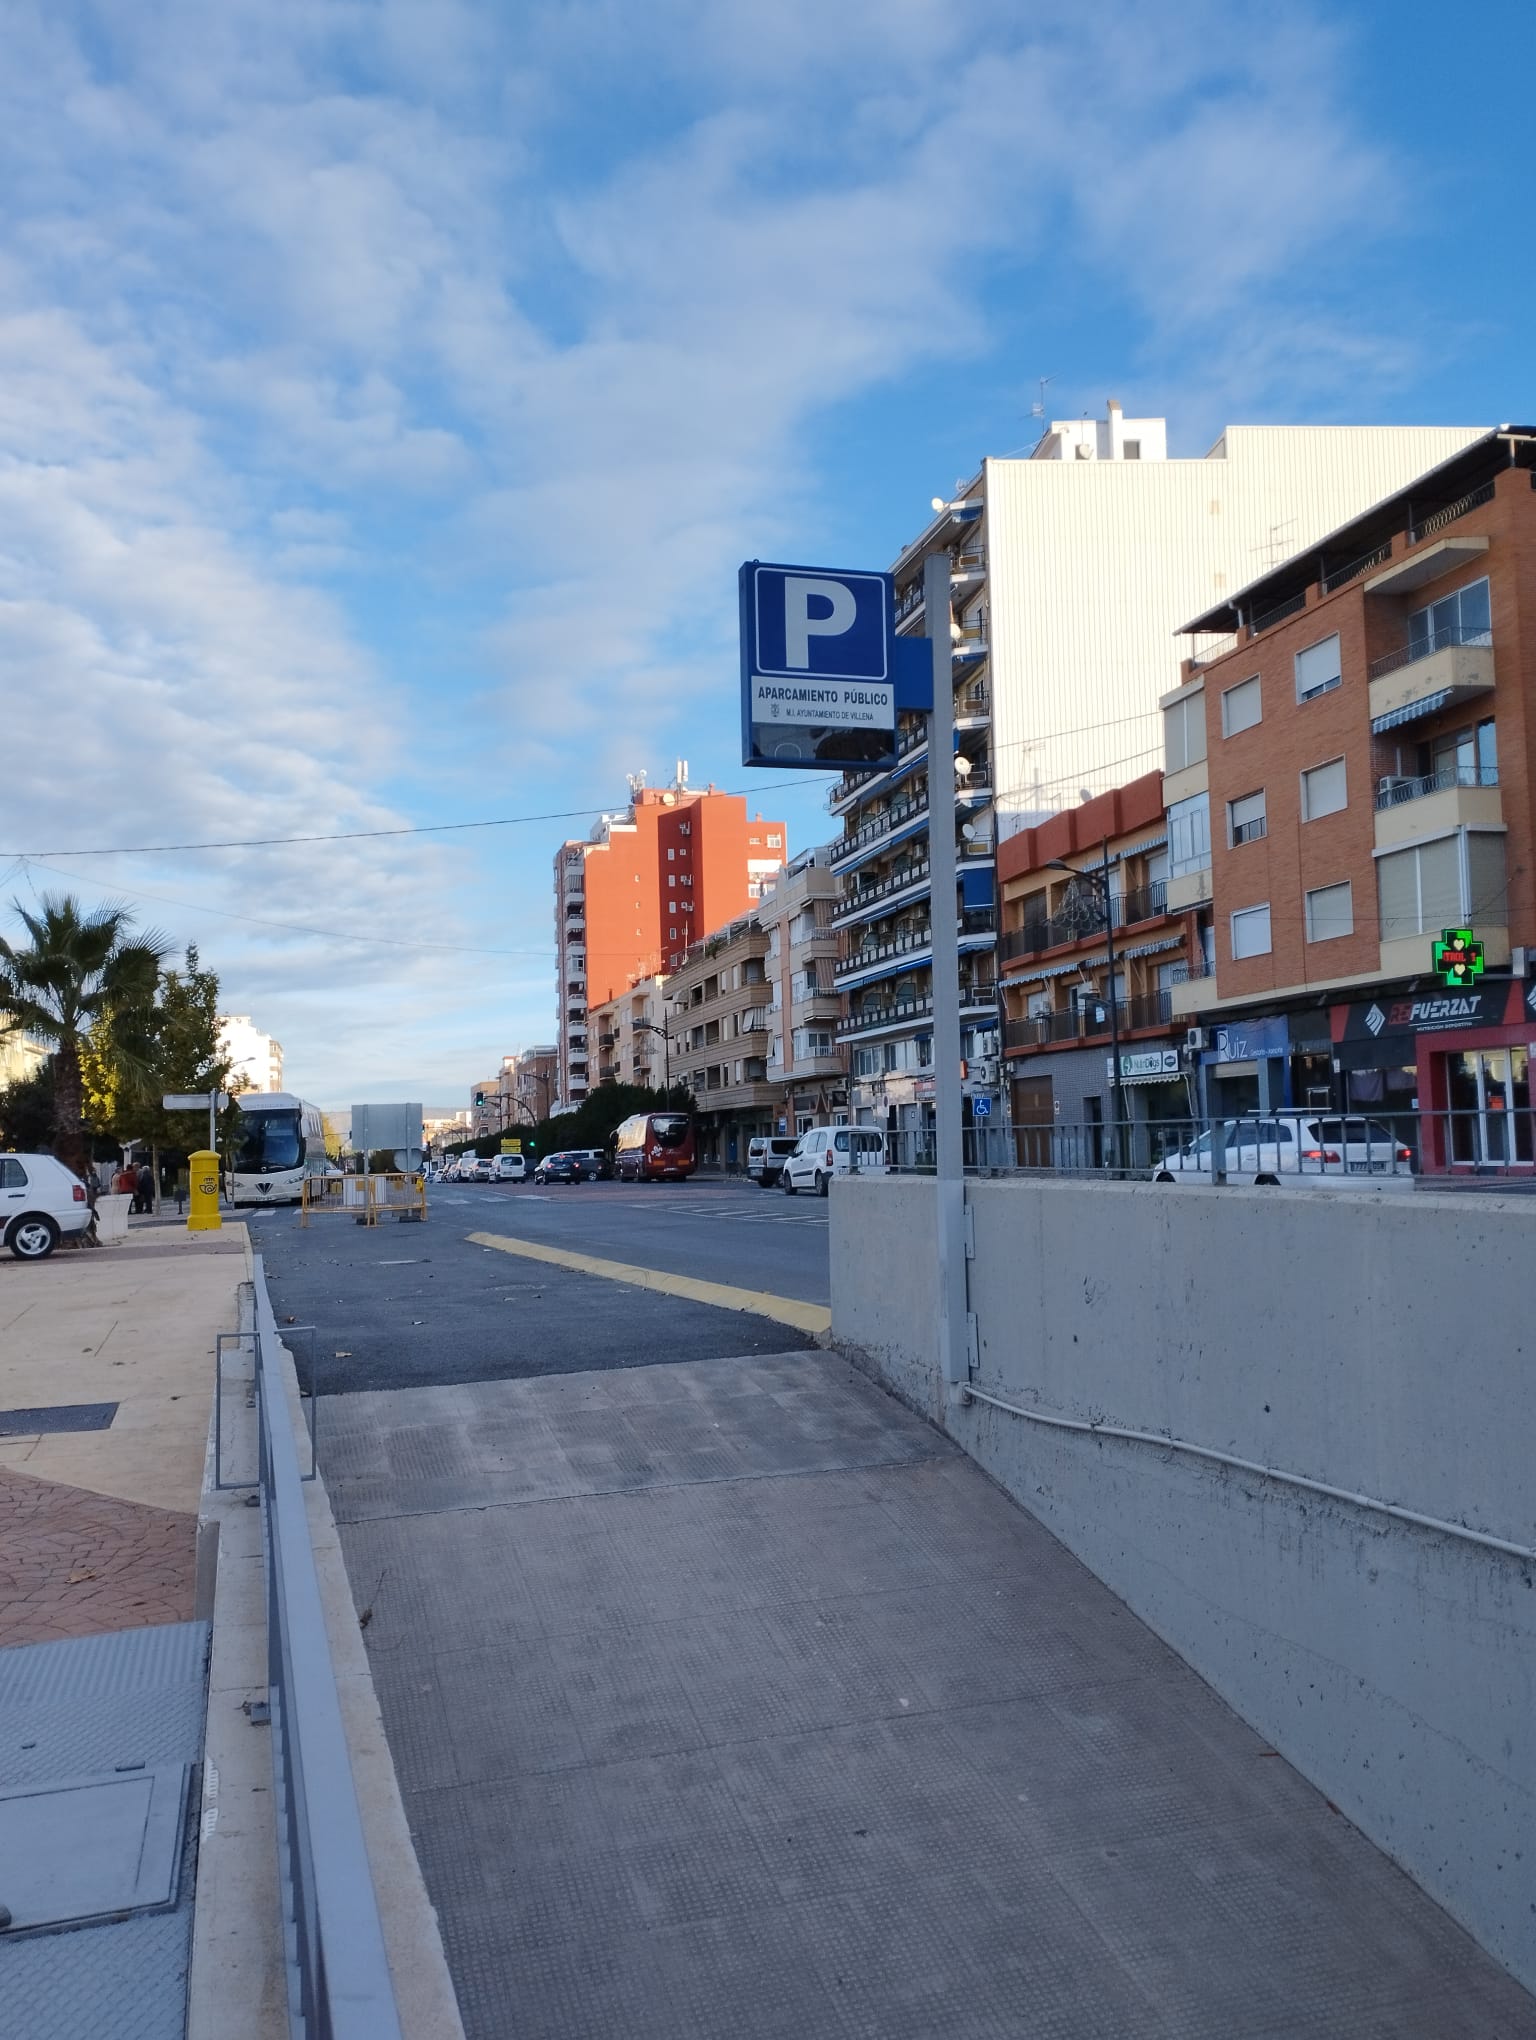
[0,0,1422,1096]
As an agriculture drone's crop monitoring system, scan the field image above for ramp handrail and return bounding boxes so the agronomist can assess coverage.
[253,1252,403,2040]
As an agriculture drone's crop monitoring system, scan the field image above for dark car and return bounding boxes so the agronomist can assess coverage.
[534,1151,586,1184]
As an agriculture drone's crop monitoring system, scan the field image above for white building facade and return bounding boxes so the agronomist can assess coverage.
[218,1014,284,1093]
[832,406,1488,1133]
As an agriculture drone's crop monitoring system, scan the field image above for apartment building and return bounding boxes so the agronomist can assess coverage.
[553,773,786,1108]
[997,772,1199,1147]
[468,1075,503,1137]
[591,977,671,1092]
[667,915,778,1167]
[1167,426,1535,1173]
[761,846,847,1133]
[0,1022,46,1090]
[832,406,1487,1136]
[218,1014,283,1093]
[512,1046,559,1125]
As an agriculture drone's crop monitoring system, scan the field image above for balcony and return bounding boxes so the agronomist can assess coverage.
[828,724,929,812]
[1003,991,1171,1055]
[999,880,1170,968]
[835,926,933,987]
[1373,769,1503,850]
[1367,624,1494,733]
[955,683,990,725]
[831,856,932,927]
[829,788,930,868]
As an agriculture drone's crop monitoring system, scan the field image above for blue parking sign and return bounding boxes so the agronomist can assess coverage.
[740,560,899,769]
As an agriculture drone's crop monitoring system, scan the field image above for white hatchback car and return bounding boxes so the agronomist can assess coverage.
[1155,1114,1415,1188]
[782,1126,888,1196]
[2,1153,94,1259]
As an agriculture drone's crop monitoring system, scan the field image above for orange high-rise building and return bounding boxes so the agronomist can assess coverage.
[554,777,787,1105]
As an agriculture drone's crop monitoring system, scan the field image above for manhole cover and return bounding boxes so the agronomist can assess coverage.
[0,1766,189,1933]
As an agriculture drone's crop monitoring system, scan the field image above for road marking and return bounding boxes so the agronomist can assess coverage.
[466,1231,831,1336]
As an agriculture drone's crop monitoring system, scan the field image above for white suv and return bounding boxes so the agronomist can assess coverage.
[1155,1114,1415,1188]
[2,1154,94,1259]
[782,1126,887,1196]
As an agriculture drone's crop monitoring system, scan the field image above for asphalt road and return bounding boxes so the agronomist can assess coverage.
[252,1176,829,1395]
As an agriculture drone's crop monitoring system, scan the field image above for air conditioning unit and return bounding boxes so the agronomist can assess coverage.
[1185,1026,1209,1051]
[1377,775,1413,799]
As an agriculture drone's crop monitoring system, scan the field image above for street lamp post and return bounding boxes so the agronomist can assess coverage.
[632,1019,671,1096]
[1048,841,1126,1172]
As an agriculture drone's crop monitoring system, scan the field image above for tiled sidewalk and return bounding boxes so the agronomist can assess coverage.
[0,1461,197,1646]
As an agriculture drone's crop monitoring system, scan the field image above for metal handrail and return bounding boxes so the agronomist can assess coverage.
[1247,589,1308,637]
[1408,480,1495,544]
[1374,763,1499,809]
[253,1255,404,2040]
[830,856,932,924]
[1367,622,1492,681]
[1320,542,1390,594]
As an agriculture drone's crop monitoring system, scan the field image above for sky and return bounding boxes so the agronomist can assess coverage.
[1,0,1530,1108]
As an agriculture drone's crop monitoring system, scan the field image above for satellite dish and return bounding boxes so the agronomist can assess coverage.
[962,821,979,840]
[954,755,972,780]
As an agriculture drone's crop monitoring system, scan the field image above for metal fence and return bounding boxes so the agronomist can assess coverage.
[857,1108,1534,1185]
[252,1254,404,2040]
[302,1172,427,1227]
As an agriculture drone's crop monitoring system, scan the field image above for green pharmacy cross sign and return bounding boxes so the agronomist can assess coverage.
[1432,928,1485,989]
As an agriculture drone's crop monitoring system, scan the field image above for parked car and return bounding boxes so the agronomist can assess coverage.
[493,1153,528,1182]
[534,1151,587,1184]
[748,1135,800,1188]
[782,1126,888,1196]
[1,1153,94,1260]
[467,1155,495,1182]
[1154,1114,1415,1188]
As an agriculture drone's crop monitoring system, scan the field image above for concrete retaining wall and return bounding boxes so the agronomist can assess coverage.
[830,1175,1536,1990]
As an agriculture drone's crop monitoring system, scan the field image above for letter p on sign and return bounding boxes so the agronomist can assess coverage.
[783,576,856,669]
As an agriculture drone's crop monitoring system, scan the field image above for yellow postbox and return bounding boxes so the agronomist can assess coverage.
[187,1149,223,1232]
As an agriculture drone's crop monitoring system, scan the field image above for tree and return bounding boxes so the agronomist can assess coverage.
[0,1059,55,1151]
[81,945,233,1208]
[0,895,167,1176]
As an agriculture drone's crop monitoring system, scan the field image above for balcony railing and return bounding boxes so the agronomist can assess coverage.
[1004,988,1173,1053]
[836,926,933,983]
[1247,589,1308,637]
[1407,479,1495,545]
[1320,542,1391,594]
[1375,763,1499,810]
[1368,620,1493,681]
[1000,879,1169,963]
[956,684,990,721]
[830,788,930,865]
[831,855,932,925]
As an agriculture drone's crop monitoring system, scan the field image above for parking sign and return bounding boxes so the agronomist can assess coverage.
[740,560,898,769]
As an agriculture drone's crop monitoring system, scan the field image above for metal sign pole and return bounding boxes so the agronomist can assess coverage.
[924,550,968,1391]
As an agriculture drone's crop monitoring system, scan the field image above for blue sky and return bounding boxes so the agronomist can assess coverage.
[1,0,1529,1106]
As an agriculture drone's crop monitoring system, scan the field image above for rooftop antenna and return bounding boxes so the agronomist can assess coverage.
[1253,519,1299,570]
[1030,374,1056,440]
[626,770,647,801]
[675,758,689,788]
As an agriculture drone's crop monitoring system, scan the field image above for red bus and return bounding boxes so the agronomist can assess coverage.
[613,1111,697,1182]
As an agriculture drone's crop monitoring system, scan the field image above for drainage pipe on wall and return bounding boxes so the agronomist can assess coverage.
[957,1383,1536,1564]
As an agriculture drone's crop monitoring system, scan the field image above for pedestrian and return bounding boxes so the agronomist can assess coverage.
[134,1162,154,1215]
[115,1159,137,1197]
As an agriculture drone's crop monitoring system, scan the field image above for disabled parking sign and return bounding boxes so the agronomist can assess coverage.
[740,561,899,769]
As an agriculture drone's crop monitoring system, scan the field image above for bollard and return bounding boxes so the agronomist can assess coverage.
[187,1148,223,1232]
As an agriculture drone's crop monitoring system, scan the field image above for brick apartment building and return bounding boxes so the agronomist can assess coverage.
[591,977,670,1092]
[553,775,786,1107]
[1166,425,1535,1173]
[997,771,1200,1152]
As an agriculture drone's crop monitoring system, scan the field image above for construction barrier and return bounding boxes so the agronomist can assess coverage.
[301,1173,427,1228]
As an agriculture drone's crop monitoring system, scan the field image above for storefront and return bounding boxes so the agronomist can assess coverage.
[1199,1013,1335,1115]
[1331,977,1536,1176]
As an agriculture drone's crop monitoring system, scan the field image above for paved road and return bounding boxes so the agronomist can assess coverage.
[253,1182,1536,2040]
[252,1177,825,1396]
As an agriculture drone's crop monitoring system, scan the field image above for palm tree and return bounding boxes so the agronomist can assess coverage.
[0,894,167,1177]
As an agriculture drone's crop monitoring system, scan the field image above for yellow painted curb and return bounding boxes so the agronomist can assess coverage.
[466,1231,832,1337]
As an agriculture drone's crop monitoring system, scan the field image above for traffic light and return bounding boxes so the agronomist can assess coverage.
[474,1091,485,1105]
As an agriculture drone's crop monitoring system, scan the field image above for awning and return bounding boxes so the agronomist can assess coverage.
[1371,688,1452,735]
[1119,935,1185,960]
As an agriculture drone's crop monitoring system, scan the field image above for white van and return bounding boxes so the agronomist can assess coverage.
[781,1126,887,1196]
[493,1153,527,1182]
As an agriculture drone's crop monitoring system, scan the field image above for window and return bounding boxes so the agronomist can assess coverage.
[1168,792,1211,878]
[1295,633,1341,702]
[668,874,676,887]
[767,833,782,847]
[678,822,691,836]
[1409,576,1490,659]
[1230,904,1272,959]
[1221,675,1262,736]
[1305,881,1353,943]
[1301,757,1347,820]
[1376,836,1463,940]
[1163,692,1206,773]
[1123,439,1142,460]
[1228,790,1267,847]
[667,848,675,860]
